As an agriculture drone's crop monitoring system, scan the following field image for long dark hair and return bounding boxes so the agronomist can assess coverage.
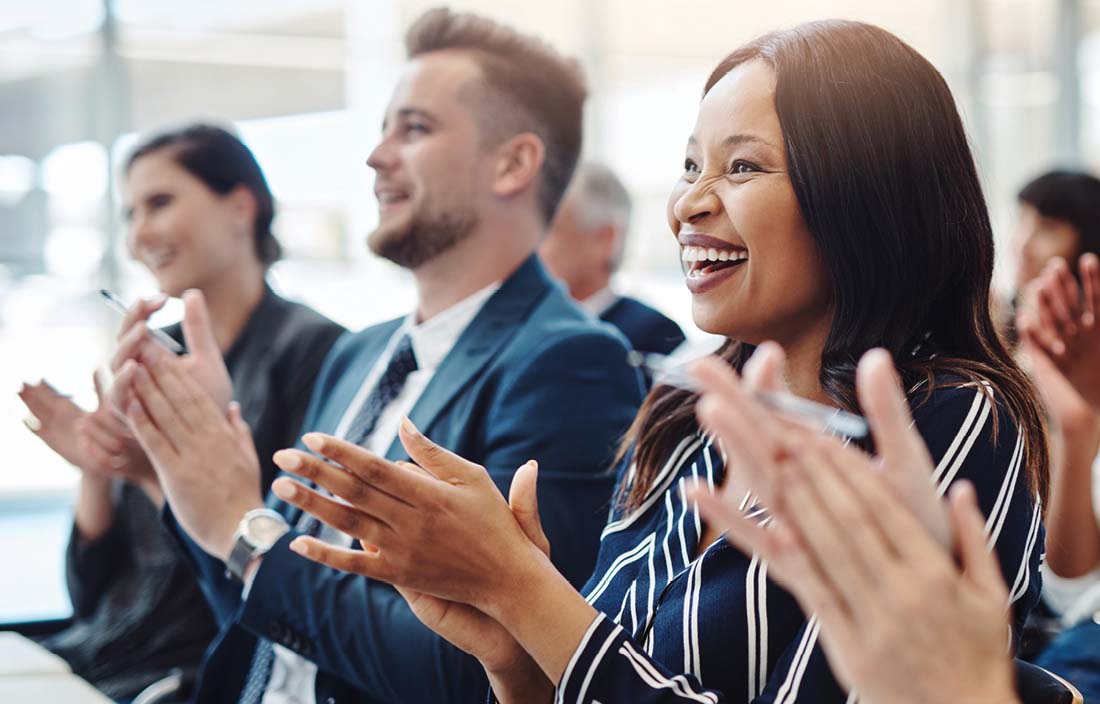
[621,20,1049,510]
[125,123,282,267]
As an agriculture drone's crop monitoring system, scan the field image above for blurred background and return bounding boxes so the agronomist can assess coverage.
[0,0,1095,621]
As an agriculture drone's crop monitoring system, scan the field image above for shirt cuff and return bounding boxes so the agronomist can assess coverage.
[555,613,624,703]
[1041,562,1100,621]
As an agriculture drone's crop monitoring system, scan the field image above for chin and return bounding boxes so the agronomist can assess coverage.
[367,219,411,257]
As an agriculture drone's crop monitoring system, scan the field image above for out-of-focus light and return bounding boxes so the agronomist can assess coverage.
[22,0,104,40]
[40,142,108,208]
[0,155,35,206]
[44,226,104,279]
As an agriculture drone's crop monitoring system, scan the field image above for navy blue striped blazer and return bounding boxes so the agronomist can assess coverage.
[556,382,1044,703]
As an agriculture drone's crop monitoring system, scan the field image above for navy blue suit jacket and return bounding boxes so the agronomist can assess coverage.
[166,256,644,703]
[599,295,685,357]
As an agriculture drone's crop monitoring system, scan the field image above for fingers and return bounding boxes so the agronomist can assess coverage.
[110,324,157,374]
[272,478,391,542]
[856,349,924,463]
[692,357,781,502]
[80,414,125,456]
[273,449,413,519]
[1081,253,1100,326]
[288,536,394,581]
[1038,274,1076,344]
[129,363,191,448]
[508,460,550,558]
[1051,258,1082,331]
[181,290,222,365]
[742,341,787,393]
[949,481,1007,601]
[140,343,221,430]
[302,433,434,504]
[126,397,177,461]
[397,418,483,482]
[116,294,168,341]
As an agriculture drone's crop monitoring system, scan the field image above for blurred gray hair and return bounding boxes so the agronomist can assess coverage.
[570,163,632,234]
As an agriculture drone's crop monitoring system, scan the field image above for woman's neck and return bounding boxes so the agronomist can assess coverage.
[198,259,266,354]
[774,323,831,404]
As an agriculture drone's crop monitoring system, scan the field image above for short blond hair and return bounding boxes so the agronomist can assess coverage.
[406,8,587,224]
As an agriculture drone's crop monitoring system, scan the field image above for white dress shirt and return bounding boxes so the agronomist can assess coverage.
[579,286,620,319]
[1041,453,1100,625]
[260,282,501,704]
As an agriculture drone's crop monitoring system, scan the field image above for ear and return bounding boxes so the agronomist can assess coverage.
[490,133,545,200]
[226,185,258,237]
[594,223,620,268]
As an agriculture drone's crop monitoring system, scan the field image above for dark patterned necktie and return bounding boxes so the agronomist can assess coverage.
[238,334,418,704]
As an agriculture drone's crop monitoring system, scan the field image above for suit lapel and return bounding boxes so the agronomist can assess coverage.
[275,317,404,523]
[384,254,552,461]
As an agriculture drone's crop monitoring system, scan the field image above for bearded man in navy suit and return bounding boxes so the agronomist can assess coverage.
[110,9,643,703]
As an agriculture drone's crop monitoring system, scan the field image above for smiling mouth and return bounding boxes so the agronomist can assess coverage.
[146,249,177,271]
[376,190,410,209]
[680,244,748,279]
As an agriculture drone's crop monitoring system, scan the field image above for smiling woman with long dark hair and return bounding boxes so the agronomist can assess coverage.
[271,19,1049,703]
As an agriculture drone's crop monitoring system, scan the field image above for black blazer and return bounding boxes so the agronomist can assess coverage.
[41,286,343,700]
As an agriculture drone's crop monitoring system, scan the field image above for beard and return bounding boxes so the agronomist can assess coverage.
[368,200,479,269]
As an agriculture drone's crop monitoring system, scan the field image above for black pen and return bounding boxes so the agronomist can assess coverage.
[99,289,185,354]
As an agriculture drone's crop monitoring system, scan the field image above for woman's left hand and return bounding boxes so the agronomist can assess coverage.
[271,418,552,612]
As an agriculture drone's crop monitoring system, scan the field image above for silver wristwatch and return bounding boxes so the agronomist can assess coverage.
[225,508,290,582]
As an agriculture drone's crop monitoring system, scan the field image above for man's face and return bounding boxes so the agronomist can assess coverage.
[540,193,613,299]
[366,51,489,269]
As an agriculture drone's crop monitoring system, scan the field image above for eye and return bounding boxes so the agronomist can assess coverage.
[405,122,430,136]
[683,158,699,173]
[149,193,172,210]
[730,160,761,175]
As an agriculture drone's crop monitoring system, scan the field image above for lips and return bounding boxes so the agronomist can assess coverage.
[375,187,411,212]
[678,233,748,294]
[144,248,178,272]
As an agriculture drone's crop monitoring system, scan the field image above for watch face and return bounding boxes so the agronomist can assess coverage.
[247,514,289,548]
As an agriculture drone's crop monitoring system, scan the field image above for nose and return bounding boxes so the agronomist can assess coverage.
[366,136,398,173]
[127,212,153,255]
[673,177,723,226]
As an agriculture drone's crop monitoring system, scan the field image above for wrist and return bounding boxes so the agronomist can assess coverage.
[216,500,267,562]
[486,653,552,703]
[486,546,559,627]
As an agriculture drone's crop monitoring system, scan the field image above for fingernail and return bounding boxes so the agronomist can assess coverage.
[302,433,324,452]
[274,450,300,471]
[1054,341,1066,355]
[288,538,309,556]
[22,414,42,432]
[400,416,422,438]
[273,478,299,499]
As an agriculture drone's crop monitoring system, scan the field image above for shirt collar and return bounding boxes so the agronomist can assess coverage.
[402,282,501,372]
[579,287,620,318]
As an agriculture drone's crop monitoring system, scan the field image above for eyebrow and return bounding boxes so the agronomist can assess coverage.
[687,134,778,150]
[381,107,438,131]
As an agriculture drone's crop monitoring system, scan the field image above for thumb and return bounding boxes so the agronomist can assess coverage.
[742,341,787,394]
[949,481,1007,601]
[93,369,109,406]
[398,417,479,481]
[509,460,550,558]
[181,289,221,362]
[857,349,928,464]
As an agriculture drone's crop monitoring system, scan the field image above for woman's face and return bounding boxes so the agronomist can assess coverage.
[124,150,255,297]
[668,60,831,347]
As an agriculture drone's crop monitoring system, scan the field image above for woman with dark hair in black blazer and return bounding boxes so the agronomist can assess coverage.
[18,124,344,701]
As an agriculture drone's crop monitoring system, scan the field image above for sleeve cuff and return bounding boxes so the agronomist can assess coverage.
[555,613,625,703]
[1041,562,1100,620]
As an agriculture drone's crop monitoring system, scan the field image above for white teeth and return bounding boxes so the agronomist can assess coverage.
[680,245,748,264]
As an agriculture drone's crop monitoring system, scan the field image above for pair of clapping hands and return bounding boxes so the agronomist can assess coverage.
[270,344,1018,704]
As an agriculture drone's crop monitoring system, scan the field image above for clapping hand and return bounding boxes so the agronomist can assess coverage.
[1018,254,1100,415]
[690,349,1016,704]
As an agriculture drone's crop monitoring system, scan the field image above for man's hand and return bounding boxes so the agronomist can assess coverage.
[124,341,263,560]
[110,290,232,415]
[1018,254,1100,415]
